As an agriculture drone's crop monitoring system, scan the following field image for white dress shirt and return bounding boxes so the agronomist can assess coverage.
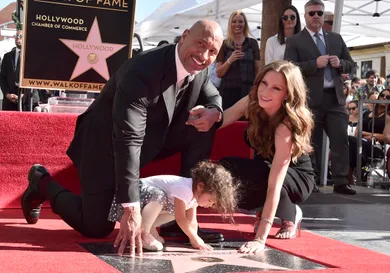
[305,27,334,88]
[264,34,286,65]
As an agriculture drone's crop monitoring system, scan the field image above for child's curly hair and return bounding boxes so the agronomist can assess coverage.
[191,160,240,223]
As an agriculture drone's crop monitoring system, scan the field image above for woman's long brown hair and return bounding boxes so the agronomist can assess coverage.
[246,61,314,162]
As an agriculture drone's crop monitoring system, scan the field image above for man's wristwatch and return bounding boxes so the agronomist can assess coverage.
[206,106,223,123]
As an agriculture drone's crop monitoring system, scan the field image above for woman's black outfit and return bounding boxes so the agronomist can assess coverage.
[220,132,315,222]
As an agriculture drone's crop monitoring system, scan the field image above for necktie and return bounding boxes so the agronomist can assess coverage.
[314,33,332,81]
[15,51,20,71]
[176,75,190,108]
[15,51,20,84]
[178,75,190,91]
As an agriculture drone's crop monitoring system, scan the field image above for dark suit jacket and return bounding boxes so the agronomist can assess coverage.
[67,44,222,204]
[0,48,18,110]
[284,28,355,107]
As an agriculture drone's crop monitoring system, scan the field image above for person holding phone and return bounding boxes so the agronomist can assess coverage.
[216,11,260,110]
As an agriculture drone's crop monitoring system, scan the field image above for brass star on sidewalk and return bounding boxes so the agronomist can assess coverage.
[60,17,126,81]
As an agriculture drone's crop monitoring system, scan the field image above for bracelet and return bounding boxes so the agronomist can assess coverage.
[261,218,273,225]
[227,59,232,64]
[254,238,266,244]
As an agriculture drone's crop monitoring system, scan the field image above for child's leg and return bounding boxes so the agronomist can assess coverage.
[141,201,166,251]
[151,211,175,228]
[141,201,164,233]
[150,211,175,244]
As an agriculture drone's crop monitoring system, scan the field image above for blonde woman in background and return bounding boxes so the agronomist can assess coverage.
[216,11,261,110]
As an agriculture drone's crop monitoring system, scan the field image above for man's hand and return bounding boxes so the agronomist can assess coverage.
[114,206,142,257]
[6,93,18,103]
[185,105,221,132]
[316,55,329,68]
[329,55,340,68]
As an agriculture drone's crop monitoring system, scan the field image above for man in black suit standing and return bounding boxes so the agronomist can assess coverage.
[284,0,356,195]
[0,30,22,111]
[21,20,225,256]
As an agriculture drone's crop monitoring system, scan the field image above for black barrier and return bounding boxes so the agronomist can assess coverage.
[20,0,136,92]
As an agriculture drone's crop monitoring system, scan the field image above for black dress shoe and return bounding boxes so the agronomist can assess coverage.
[333,184,356,195]
[197,228,224,243]
[159,222,224,243]
[21,164,49,224]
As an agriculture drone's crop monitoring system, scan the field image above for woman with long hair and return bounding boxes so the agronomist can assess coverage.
[216,10,261,110]
[220,61,315,253]
[264,5,301,64]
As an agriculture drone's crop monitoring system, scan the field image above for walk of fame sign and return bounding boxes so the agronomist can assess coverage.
[80,241,327,273]
[20,0,136,92]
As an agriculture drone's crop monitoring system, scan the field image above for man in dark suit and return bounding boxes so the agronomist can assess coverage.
[0,30,22,111]
[21,20,224,256]
[284,0,356,195]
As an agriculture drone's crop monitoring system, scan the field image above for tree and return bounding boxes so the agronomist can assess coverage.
[260,0,292,67]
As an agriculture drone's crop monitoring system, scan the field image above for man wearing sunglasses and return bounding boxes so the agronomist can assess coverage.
[285,0,356,195]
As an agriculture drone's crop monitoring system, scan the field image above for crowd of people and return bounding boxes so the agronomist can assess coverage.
[12,0,390,257]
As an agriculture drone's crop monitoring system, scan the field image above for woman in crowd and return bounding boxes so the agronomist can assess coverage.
[364,91,379,115]
[216,10,261,110]
[348,89,389,184]
[347,100,359,136]
[264,5,301,64]
[220,61,315,254]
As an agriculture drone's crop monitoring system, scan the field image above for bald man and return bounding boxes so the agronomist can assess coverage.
[21,20,224,256]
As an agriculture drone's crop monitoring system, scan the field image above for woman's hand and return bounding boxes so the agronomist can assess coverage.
[238,239,265,254]
[190,236,213,251]
[228,50,244,64]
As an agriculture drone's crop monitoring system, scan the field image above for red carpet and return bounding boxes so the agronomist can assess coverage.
[1,208,390,273]
[1,112,390,272]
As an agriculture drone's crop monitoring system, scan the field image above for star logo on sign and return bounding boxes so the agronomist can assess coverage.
[60,17,126,81]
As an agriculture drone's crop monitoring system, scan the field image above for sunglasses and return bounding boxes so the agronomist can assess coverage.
[380,93,390,100]
[351,85,359,89]
[282,15,296,21]
[348,107,357,111]
[308,10,324,17]
[15,34,22,39]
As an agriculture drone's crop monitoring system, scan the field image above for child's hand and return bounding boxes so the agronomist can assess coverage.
[190,236,213,250]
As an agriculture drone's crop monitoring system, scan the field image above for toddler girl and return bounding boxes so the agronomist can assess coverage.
[108,161,239,251]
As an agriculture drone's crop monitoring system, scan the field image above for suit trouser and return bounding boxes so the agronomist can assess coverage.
[310,90,349,186]
[42,125,216,238]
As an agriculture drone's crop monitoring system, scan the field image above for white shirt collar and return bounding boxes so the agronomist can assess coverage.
[306,27,324,37]
[175,44,189,84]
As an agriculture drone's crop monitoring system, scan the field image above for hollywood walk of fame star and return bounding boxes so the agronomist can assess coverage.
[105,243,289,272]
[80,241,326,272]
[139,247,288,272]
[60,17,126,81]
